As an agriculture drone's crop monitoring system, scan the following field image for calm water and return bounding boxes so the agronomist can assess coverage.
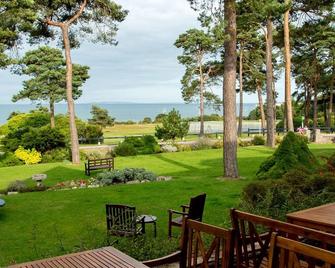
[0,103,257,124]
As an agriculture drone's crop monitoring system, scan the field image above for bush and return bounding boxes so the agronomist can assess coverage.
[14,146,42,165]
[252,135,265,145]
[114,142,137,156]
[141,117,152,124]
[257,132,317,180]
[78,124,103,144]
[96,168,157,185]
[161,144,178,152]
[7,180,28,192]
[191,138,213,150]
[3,126,67,153]
[114,135,160,156]
[0,152,23,167]
[176,144,192,152]
[211,140,224,149]
[42,148,70,163]
[239,139,252,147]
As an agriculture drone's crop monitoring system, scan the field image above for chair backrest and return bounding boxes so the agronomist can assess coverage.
[188,193,206,221]
[180,218,234,268]
[268,233,335,268]
[230,208,335,268]
[106,204,137,236]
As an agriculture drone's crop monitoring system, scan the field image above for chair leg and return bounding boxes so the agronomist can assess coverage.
[168,213,172,238]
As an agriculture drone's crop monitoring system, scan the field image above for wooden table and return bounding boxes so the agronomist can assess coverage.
[9,246,149,268]
[287,203,335,234]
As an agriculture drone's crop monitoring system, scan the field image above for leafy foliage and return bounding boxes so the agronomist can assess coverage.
[88,105,115,128]
[96,168,157,184]
[155,109,189,141]
[114,135,160,156]
[14,146,42,165]
[257,132,317,179]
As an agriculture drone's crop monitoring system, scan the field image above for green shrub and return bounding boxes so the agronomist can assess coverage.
[252,135,265,145]
[78,124,103,144]
[96,168,157,185]
[0,152,23,167]
[191,138,213,150]
[7,180,28,192]
[3,126,66,153]
[115,142,137,156]
[42,148,70,163]
[256,132,317,180]
[114,135,160,156]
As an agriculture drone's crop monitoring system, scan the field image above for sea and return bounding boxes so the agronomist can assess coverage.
[0,103,258,125]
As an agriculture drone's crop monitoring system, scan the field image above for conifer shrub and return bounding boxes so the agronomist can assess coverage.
[256,132,317,180]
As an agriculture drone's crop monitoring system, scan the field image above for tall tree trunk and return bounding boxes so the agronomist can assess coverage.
[305,87,311,127]
[256,82,266,130]
[284,1,294,131]
[198,55,205,137]
[266,19,275,147]
[50,98,55,128]
[223,0,238,178]
[313,86,318,131]
[327,61,334,128]
[238,48,243,137]
[62,25,80,164]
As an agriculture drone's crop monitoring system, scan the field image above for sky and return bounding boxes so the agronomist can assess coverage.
[0,0,286,104]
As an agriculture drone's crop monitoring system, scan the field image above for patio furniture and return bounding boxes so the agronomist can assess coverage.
[144,217,234,268]
[106,204,145,237]
[85,157,114,176]
[268,233,335,268]
[8,246,149,268]
[0,199,5,207]
[168,193,206,238]
[137,214,157,237]
[287,202,335,234]
[230,208,335,268]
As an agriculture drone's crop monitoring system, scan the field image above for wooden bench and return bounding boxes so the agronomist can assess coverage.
[85,158,114,176]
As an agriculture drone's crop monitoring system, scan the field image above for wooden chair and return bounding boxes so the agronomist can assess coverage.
[144,217,235,268]
[268,233,335,268]
[230,209,335,268]
[106,204,145,237]
[168,193,206,238]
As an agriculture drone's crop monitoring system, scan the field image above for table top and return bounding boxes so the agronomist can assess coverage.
[287,203,335,230]
[0,199,5,207]
[138,215,157,223]
[9,246,149,268]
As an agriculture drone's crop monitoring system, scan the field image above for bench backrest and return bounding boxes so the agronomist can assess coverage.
[268,233,335,268]
[88,158,113,167]
[230,209,335,268]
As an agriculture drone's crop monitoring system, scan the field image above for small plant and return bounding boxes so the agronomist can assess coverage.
[0,152,23,167]
[7,180,28,193]
[211,140,223,149]
[14,146,42,165]
[114,142,137,156]
[42,148,70,163]
[96,168,157,185]
[252,135,265,145]
[239,139,252,147]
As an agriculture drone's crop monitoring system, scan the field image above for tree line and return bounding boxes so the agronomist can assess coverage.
[175,0,334,178]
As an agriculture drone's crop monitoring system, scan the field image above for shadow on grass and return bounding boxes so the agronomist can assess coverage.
[153,154,200,172]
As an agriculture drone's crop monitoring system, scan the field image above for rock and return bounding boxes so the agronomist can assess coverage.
[127,180,140,184]
[7,191,19,195]
[157,176,172,181]
[141,180,150,183]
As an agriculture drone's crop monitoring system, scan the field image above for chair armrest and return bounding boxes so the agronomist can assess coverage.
[168,209,188,216]
[180,205,189,213]
[143,251,181,267]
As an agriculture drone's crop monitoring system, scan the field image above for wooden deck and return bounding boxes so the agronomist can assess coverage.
[9,247,148,268]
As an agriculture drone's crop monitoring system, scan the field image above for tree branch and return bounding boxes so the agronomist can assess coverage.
[67,0,88,25]
[45,17,63,27]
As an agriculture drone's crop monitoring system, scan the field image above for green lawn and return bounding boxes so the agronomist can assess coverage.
[0,144,334,266]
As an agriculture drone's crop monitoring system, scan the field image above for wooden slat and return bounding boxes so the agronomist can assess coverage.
[8,247,148,268]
